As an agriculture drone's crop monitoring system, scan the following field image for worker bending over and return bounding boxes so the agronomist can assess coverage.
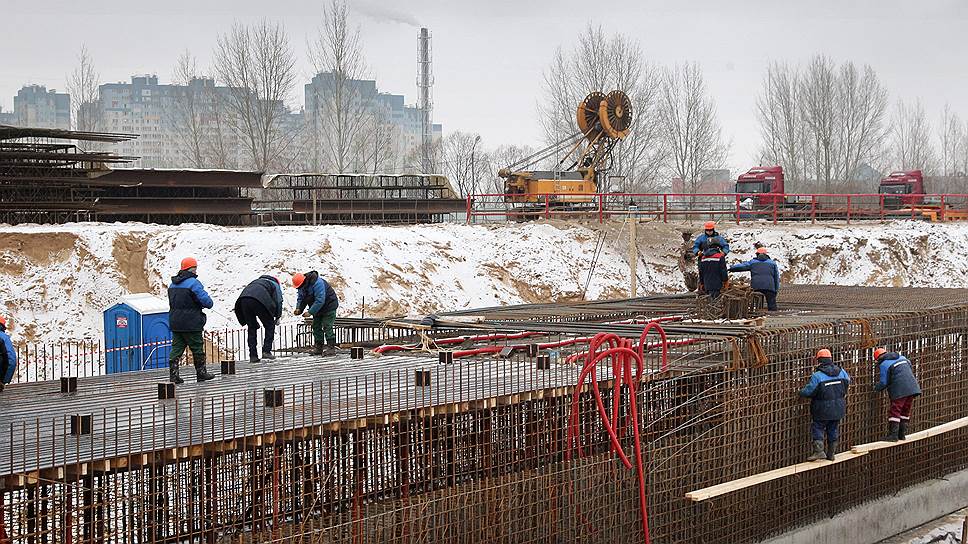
[234,275,284,363]
[167,257,216,384]
[0,316,16,393]
[698,239,728,299]
[693,221,730,255]
[728,247,780,311]
[873,347,921,441]
[293,271,340,355]
[799,349,850,461]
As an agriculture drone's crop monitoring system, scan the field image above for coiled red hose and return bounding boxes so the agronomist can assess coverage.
[566,328,662,544]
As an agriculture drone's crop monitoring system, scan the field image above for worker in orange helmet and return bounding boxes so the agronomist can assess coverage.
[798,348,851,461]
[292,271,340,355]
[692,221,730,256]
[167,257,215,384]
[872,347,921,441]
[0,316,16,393]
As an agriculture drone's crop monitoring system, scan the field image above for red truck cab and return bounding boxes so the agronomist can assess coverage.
[878,170,924,208]
[736,166,784,206]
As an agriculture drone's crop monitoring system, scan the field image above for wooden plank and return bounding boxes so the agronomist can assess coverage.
[850,415,968,454]
[685,451,867,502]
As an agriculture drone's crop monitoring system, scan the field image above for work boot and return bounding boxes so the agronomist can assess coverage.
[898,421,907,440]
[825,440,838,461]
[169,363,184,385]
[882,421,900,442]
[194,359,215,382]
[807,440,826,461]
[262,351,276,360]
[313,342,325,355]
[249,355,260,363]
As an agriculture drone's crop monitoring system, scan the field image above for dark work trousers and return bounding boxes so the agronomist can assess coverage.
[757,289,778,311]
[889,395,915,423]
[237,297,276,357]
[706,289,721,300]
[810,419,841,442]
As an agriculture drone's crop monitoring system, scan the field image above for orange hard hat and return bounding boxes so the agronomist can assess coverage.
[873,347,887,360]
[816,348,832,359]
[0,316,6,327]
[180,257,198,270]
[703,221,716,230]
[292,273,305,288]
[756,247,768,254]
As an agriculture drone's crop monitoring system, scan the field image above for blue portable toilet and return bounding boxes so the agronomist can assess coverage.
[103,294,172,373]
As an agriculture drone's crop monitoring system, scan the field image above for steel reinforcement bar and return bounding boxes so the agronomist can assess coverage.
[1,289,967,543]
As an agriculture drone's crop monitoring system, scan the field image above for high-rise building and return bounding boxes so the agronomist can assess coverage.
[304,71,441,172]
[5,85,70,129]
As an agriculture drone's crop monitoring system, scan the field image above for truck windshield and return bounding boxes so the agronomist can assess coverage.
[879,185,911,195]
[736,182,768,194]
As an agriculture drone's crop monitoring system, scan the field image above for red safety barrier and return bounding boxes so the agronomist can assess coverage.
[466,192,968,225]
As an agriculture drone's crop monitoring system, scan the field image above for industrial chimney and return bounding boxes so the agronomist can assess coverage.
[417,27,433,174]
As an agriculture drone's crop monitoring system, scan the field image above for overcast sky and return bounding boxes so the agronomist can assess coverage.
[5,0,968,171]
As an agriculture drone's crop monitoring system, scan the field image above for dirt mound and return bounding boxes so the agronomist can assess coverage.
[0,232,78,269]
[112,234,150,293]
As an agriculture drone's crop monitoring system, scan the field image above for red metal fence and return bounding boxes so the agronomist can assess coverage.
[466,192,968,224]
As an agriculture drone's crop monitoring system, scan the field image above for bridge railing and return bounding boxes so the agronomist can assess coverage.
[466,192,968,224]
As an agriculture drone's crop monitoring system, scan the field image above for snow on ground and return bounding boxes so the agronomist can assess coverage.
[1,219,967,345]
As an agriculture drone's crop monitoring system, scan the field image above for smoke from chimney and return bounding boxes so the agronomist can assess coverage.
[350,1,421,27]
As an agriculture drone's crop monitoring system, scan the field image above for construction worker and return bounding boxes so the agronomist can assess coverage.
[692,221,730,255]
[698,238,728,299]
[293,271,340,355]
[798,348,851,461]
[728,247,780,311]
[167,257,215,384]
[234,275,284,363]
[873,347,921,441]
[0,316,16,393]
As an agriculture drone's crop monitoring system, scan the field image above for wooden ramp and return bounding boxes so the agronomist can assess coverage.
[685,415,968,502]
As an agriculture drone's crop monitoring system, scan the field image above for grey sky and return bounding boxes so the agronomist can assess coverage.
[5,0,968,171]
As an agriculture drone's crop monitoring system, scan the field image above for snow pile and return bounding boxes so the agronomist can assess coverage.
[906,521,962,543]
[1,219,967,345]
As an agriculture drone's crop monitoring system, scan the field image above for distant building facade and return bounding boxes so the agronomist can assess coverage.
[2,85,70,129]
[304,72,441,172]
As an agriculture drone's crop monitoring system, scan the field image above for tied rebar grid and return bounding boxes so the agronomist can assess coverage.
[0,286,967,543]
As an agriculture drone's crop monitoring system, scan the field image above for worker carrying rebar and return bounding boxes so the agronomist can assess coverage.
[698,238,728,299]
[167,257,216,384]
[293,271,340,356]
[728,247,780,311]
[873,347,921,442]
[0,316,16,393]
[692,221,730,255]
[799,348,851,461]
[234,275,284,363]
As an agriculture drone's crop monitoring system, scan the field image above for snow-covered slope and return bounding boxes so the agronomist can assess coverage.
[0,220,965,344]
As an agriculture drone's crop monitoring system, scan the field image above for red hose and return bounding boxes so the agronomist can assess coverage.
[566,329,661,544]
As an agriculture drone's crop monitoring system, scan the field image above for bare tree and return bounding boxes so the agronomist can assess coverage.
[488,144,537,194]
[441,132,487,197]
[938,104,964,176]
[308,0,374,173]
[835,61,889,186]
[214,20,298,171]
[352,110,401,174]
[539,25,665,192]
[66,45,101,132]
[756,62,810,185]
[169,52,207,167]
[757,55,889,191]
[890,99,936,173]
[656,62,729,195]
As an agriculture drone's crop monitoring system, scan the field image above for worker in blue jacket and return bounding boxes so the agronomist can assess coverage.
[799,349,851,461]
[692,221,730,255]
[167,257,215,384]
[873,347,921,441]
[0,316,17,393]
[728,247,781,310]
[293,271,340,355]
[698,239,728,299]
